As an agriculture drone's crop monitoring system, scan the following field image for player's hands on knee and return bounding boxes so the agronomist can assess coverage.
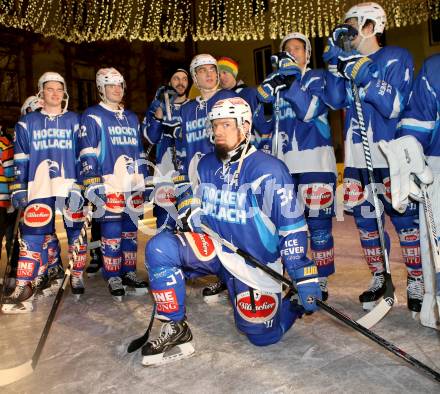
[83,177,107,207]
[177,195,203,233]
[10,183,28,210]
[257,72,295,103]
[288,260,321,313]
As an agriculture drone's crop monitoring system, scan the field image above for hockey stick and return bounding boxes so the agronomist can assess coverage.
[272,90,281,158]
[201,224,440,383]
[127,301,157,353]
[0,206,93,387]
[0,208,22,307]
[350,80,395,329]
[420,184,440,292]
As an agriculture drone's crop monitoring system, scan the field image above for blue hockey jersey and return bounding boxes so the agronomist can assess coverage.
[197,146,309,292]
[399,54,440,173]
[177,89,235,176]
[78,103,147,193]
[325,46,414,168]
[13,110,80,200]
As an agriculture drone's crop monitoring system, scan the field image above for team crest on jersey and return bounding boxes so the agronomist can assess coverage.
[301,183,333,209]
[236,291,278,323]
[184,232,216,261]
[24,203,53,227]
[105,193,125,213]
[383,177,392,203]
[154,184,176,207]
[343,178,365,207]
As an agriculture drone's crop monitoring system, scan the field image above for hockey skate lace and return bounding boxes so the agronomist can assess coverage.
[407,278,424,300]
[71,275,84,288]
[124,271,142,285]
[151,322,177,349]
[367,273,385,292]
[206,281,223,292]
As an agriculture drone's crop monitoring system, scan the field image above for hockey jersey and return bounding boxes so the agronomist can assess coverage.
[197,146,309,292]
[13,111,79,200]
[177,89,235,176]
[78,103,147,193]
[399,54,440,173]
[325,46,414,169]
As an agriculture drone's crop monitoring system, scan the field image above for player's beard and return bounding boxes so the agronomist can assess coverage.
[215,144,229,161]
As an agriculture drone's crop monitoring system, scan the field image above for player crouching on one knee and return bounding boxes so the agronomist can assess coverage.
[142,97,321,366]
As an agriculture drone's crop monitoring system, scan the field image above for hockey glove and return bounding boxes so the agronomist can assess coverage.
[154,85,178,103]
[271,52,302,78]
[83,176,107,207]
[10,183,28,210]
[323,24,359,73]
[337,54,376,87]
[177,194,203,233]
[288,260,321,313]
[66,184,85,212]
[162,119,182,139]
[257,72,295,103]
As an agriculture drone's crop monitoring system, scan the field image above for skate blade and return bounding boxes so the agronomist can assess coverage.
[112,295,124,302]
[1,301,34,314]
[142,342,195,367]
[123,286,148,296]
[411,311,419,321]
[202,292,228,304]
[73,294,82,302]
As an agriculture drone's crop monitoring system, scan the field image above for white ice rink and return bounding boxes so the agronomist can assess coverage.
[1,215,439,393]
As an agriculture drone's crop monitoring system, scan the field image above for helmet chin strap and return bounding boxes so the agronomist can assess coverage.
[195,74,220,96]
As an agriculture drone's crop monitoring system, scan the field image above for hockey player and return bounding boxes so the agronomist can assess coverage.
[2,72,86,313]
[393,54,440,326]
[78,68,148,301]
[256,32,337,301]
[322,2,422,312]
[142,97,321,366]
[147,55,235,301]
[143,68,190,231]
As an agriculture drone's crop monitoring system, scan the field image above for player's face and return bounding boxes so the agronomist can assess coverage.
[104,84,124,104]
[42,81,64,108]
[219,70,236,90]
[344,18,374,50]
[195,65,218,90]
[170,71,189,96]
[284,39,307,68]
[212,118,244,151]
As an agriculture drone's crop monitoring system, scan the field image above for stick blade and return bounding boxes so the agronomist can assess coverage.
[127,334,148,353]
[0,360,33,387]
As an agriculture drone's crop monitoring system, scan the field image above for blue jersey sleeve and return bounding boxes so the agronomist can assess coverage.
[78,110,102,182]
[364,48,413,120]
[285,69,328,122]
[13,117,30,188]
[142,100,163,144]
[322,71,349,110]
[398,55,439,150]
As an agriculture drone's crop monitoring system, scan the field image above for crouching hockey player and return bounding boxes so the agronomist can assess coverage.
[79,68,148,301]
[323,2,423,312]
[142,97,321,366]
[3,72,86,313]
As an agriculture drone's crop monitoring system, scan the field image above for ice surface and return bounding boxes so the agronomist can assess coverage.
[1,216,439,393]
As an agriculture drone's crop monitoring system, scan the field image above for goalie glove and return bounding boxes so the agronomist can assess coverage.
[379,136,434,213]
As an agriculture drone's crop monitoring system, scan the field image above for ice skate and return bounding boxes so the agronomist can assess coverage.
[108,276,125,302]
[34,273,55,298]
[359,272,386,311]
[407,275,424,317]
[202,280,227,303]
[141,319,195,366]
[70,272,85,301]
[86,254,102,278]
[319,277,329,302]
[48,263,65,290]
[122,271,148,296]
[1,283,34,314]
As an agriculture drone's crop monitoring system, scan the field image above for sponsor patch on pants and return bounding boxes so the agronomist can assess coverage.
[236,291,278,324]
[152,289,179,313]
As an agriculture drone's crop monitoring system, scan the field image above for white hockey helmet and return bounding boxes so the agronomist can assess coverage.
[37,71,69,112]
[280,32,312,65]
[344,2,386,35]
[96,67,125,102]
[190,54,218,80]
[209,97,252,134]
[20,95,43,115]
